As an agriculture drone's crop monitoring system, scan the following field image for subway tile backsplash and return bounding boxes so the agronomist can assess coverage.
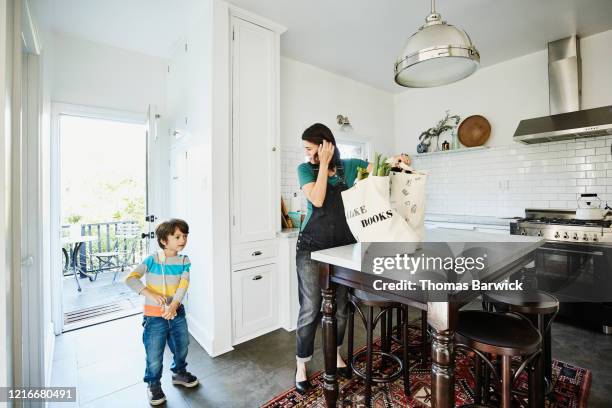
[280,136,612,218]
[412,135,612,217]
[281,147,308,213]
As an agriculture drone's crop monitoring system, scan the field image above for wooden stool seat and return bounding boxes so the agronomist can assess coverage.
[457,310,541,356]
[483,290,559,315]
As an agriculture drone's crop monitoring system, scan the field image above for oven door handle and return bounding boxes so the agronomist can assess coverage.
[538,246,604,257]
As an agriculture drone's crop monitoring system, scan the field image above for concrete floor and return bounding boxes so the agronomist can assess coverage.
[62,270,143,330]
[49,308,612,407]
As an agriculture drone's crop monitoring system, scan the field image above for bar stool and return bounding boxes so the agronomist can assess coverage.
[483,290,559,394]
[347,289,409,407]
[391,307,429,365]
[455,310,542,408]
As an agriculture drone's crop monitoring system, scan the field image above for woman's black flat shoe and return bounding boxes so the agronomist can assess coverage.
[337,366,352,379]
[295,368,312,394]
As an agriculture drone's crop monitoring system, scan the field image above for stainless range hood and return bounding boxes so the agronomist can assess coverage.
[514,36,612,144]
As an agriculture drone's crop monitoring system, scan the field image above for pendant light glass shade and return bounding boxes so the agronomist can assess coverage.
[394,2,480,88]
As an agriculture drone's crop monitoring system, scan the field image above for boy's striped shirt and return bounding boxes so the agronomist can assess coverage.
[125,253,191,316]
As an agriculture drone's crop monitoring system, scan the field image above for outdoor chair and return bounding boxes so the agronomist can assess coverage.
[92,223,141,282]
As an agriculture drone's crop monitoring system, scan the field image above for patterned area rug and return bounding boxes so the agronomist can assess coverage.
[262,326,591,408]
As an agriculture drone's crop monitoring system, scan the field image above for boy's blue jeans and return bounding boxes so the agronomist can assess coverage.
[142,304,189,386]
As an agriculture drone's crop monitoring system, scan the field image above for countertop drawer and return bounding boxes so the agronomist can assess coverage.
[232,239,278,265]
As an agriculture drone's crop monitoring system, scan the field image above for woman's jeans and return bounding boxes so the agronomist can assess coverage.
[296,248,349,362]
[142,305,189,385]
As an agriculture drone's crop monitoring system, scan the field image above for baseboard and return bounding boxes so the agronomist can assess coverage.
[187,315,234,357]
[232,324,281,346]
[281,323,296,333]
[44,322,55,386]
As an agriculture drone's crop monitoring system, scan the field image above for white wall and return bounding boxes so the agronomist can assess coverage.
[51,32,170,221]
[52,32,167,114]
[395,30,612,217]
[165,0,233,357]
[394,50,548,152]
[280,56,395,210]
[281,56,394,153]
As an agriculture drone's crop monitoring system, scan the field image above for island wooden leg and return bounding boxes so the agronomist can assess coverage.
[428,302,456,408]
[431,328,455,408]
[320,263,338,407]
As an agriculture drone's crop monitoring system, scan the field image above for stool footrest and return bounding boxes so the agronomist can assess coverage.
[350,350,403,384]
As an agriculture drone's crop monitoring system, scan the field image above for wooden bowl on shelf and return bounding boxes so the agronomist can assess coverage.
[458,115,491,147]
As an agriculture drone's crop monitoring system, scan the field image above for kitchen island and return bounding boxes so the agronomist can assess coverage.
[312,229,544,408]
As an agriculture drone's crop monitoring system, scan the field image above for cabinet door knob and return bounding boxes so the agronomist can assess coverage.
[252,275,263,281]
[252,251,262,256]
[272,147,277,152]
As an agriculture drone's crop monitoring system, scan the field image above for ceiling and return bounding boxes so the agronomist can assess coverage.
[31,0,612,93]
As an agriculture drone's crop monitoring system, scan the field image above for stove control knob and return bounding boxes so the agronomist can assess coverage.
[537,230,543,237]
[593,235,598,242]
[583,234,588,241]
[554,232,560,238]
[563,232,569,239]
[573,233,578,240]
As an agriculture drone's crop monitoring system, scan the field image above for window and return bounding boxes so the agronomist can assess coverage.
[337,140,369,160]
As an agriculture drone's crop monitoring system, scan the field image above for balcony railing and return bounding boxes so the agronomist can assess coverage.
[62,221,146,276]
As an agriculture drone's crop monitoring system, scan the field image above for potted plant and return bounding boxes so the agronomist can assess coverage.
[416,111,461,153]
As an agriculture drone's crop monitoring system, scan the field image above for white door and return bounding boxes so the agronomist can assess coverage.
[145,105,160,253]
[231,17,278,243]
[170,145,188,220]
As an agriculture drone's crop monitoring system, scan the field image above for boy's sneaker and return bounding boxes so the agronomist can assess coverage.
[172,371,199,388]
[147,383,166,406]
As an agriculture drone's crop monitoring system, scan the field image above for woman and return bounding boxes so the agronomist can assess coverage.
[294,123,409,392]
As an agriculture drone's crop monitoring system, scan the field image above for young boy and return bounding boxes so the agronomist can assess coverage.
[125,218,199,406]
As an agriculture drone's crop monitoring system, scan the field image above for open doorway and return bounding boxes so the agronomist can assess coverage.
[57,109,149,331]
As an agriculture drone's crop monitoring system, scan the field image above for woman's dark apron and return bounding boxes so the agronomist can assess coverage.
[297,163,356,252]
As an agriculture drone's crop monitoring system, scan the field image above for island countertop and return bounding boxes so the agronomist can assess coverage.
[311,228,544,272]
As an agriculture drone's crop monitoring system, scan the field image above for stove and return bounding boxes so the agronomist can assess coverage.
[510,208,612,245]
[510,208,612,334]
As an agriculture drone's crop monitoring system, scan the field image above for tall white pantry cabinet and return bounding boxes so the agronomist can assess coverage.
[229,9,286,345]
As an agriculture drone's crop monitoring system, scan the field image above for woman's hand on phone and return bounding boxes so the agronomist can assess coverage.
[317,141,335,166]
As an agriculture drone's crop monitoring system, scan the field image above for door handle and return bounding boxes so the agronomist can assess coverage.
[141,232,155,239]
[252,275,263,281]
[252,251,262,256]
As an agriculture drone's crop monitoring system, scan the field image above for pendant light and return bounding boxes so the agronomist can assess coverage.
[394,0,480,88]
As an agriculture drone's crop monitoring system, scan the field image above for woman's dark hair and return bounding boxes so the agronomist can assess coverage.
[301,123,341,167]
[155,218,189,249]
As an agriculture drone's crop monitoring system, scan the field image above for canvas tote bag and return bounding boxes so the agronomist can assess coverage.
[389,171,428,241]
[341,176,420,242]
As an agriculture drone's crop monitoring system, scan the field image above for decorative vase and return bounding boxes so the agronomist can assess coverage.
[451,130,460,150]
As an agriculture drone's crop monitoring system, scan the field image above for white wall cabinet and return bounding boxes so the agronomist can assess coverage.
[232,263,278,343]
[230,16,280,244]
[228,8,286,345]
